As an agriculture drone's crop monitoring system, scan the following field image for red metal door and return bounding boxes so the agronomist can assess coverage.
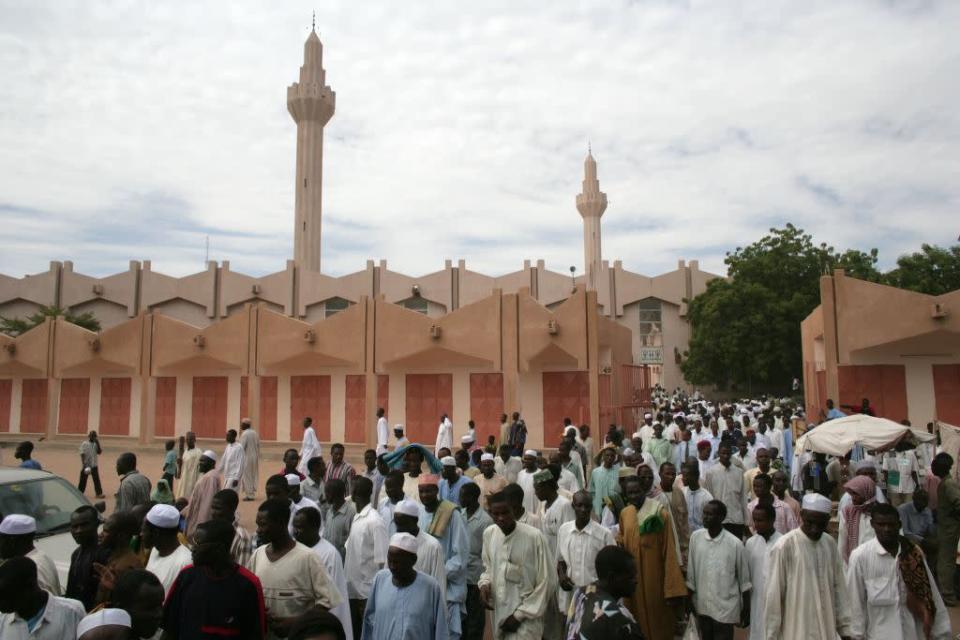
[934,365,960,425]
[837,365,908,422]
[469,373,503,445]
[542,371,590,444]
[20,379,48,433]
[100,378,131,436]
[155,377,176,437]
[0,380,11,432]
[405,374,453,445]
[290,375,331,442]
[345,375,366,444]
[58,378,90,434]
[259,377,278,441]
[192,376,228,439]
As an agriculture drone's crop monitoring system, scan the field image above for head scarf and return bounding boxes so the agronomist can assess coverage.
[381,443,444,474]
[637,452,662,497]
[898,537,937,638]
[841,475,876,561]
[151,478,174,505]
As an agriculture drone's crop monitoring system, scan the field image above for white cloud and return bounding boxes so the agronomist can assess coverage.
[0,0,957,278]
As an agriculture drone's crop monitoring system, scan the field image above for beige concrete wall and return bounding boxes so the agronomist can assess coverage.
[802,271,960,427]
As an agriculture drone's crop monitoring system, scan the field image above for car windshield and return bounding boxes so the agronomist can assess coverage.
[0,476,91,536]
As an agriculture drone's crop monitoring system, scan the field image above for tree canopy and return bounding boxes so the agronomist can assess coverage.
[0,305,100,337]
[680,225,959,393]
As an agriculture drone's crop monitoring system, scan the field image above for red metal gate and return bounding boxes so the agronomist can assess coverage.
[618,364,652,431]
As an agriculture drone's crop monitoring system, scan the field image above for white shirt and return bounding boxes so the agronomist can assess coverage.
[686,528,752,624]
[745,531,782,640]
[837,508,876,564]
[633,424,654,447]
[703,463,746,525]
[26,549,61,596]
[517,469,540,516]
[847,537,951,640]
[767,428,784,457]
[414,530,448,602]
[345,503,389,599]
[219,442,245,486]
[557,468,579,495]
[557,520,615,612]
[539,495,576,558]
[146,544,193,594]
[884,450,920,494]
[310,538,354,640]
[376,417,389,455]
[682,486,714,533]
[0,594,85,640]
[494,456,523,484]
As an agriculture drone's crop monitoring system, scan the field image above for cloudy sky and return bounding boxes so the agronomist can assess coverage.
[0,1,957,279]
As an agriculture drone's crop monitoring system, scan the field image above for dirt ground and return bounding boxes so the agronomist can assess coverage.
[3,437,959,638]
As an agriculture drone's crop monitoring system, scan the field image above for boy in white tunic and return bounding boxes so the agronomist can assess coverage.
[479,491,552,640]
[391,500,447,601]
[744,503,781,640]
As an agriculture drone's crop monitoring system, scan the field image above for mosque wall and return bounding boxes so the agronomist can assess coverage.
[0,288,643,450]
[802,270,960,428]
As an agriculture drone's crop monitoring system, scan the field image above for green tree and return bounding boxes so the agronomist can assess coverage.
[884,244,960,296]
[0,305,100,337]
[681,224,881,392]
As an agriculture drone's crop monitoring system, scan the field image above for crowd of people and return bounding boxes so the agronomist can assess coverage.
[0,386,956,639]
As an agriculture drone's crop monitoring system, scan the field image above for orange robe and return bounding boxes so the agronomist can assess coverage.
[619,498,688,640]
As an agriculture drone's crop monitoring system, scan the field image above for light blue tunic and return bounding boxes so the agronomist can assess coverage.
[361,570,448,640]
[419,503,470,638]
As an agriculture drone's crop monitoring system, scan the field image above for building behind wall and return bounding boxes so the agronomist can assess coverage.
[801,269,960,427]
[0,26,721,447]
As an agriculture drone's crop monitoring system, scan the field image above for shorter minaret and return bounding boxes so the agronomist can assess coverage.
[576,146,608,291]
[288,18,336,272]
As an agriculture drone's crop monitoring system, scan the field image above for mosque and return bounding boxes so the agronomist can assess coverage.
[0,27,721,448]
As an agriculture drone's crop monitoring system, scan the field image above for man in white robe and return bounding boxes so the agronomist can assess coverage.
[238,419,260,501]
[435,414,453,456]
[479,491,552,640]
[764,493,853,640]
[297,417,322,476]
[516,450,541,516]
[218,429,244,491]
[375,408,389,456]
[846,503,951,640]
[176,431,202,500]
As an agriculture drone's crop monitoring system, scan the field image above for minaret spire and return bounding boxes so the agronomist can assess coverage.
[288,24,336,272]
[576,145,608,292]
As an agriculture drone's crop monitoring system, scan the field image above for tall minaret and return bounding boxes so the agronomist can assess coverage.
[287,19,335,272]
[575,146,607,291]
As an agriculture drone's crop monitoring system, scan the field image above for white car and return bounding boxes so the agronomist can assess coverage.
[0,467,95,584]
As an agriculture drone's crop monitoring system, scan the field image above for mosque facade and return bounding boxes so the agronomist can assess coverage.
[0,28,720,448]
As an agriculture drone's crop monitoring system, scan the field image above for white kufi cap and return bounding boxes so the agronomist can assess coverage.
[78,609,132,639]
[523,449,538,457]
[0,514,36,535]
[394,499,421,518]
[801,493,833,514]
[285,473,301,486]
[461,434,475,443]
[389,532,419,555]
[480,453,495,462]
[146,504,180,529]
[440,456,457,467]
[201,450,218,462]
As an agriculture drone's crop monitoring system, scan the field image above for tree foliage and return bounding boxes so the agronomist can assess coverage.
[0,305,101,337]
[885,244,960,296]
[681,224,885,393]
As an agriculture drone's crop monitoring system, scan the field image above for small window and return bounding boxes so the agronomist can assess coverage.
[324,297,350,318]
[636,297,662,346]
[401,297,429,315]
